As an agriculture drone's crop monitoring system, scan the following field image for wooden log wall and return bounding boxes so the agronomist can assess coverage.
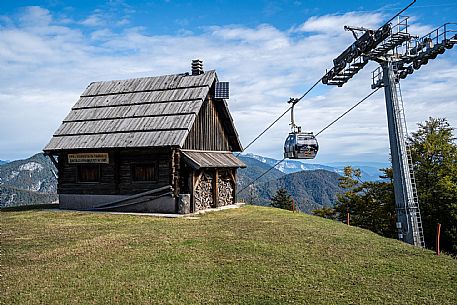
[57,148,171,195]
[170,149,181,197]
[57,152,116,195]
[118,149,170,195]
[183,96,231,151]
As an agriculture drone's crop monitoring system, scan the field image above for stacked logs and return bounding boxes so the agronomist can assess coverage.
[218,178,234,206]
[194,174,213,211]
[194,171,235,211]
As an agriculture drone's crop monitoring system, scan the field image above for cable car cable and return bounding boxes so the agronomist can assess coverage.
[237,77,323,156]
[296,77,324,103]
[237,87,381,196]
[237,157,286,195]
[236,1,415,195]
[237,107,292,157]
[315,87,381,136]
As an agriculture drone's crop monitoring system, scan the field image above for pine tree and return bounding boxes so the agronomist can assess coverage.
[312,118,457,253]
[332,167,397,238]
[271,188,294,211]
[312,207,336,219]
[408,117,457,254]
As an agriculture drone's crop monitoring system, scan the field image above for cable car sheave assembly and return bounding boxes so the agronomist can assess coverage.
[239,1,455,249]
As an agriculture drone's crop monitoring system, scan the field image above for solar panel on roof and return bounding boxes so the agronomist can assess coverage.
[215,82,229,99]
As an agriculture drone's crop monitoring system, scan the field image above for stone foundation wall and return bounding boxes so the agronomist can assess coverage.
[59,193,176,213]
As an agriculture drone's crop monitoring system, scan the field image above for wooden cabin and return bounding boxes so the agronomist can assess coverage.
[43,61,245,213]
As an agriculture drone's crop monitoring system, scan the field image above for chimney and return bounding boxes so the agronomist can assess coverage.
[191,59,204,76]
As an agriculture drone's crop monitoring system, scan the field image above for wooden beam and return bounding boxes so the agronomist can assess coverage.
[192,171,196,213]
[189,169,195,213]
[169,148,175,193]
[192,170,203,212]
[113,151,120,194]
[213,169,219,208]
[46,153,58,169]
[194,170,203,190]
[232,169,237,204]
[173,149,181,197]
[228,169,236,185]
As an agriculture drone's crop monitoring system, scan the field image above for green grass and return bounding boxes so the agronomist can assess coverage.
[1,205,456,304]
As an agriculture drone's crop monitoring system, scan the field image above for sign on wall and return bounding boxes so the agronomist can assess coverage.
[68,153,109,164]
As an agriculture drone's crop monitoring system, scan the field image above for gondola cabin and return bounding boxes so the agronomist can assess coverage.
[284,132,318,159]
[43,60,245,214]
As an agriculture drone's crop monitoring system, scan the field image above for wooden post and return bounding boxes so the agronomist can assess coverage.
[191,171,197,213]
[230,169,237,205]
[347,211,350,226]
[192,170,204,212]
[170,149,174,187]
[113,151,120,194]
[190,171,195,213]
[47,153,59,169]
[436,223,441,256]
[213,169,219,208]
[174,150,180,197]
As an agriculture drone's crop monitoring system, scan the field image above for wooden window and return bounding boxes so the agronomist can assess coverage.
[132,164,157,182]
[77,164,101,182]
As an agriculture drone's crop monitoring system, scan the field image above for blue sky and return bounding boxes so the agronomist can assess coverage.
[3,1,456,34]
[1,0,457,163]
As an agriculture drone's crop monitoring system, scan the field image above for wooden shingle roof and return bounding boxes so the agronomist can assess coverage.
[181,150,246,170]
[44,70,241,152]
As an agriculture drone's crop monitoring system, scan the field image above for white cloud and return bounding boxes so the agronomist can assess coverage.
[18,6,52,27]
[0,7,456,164]
[297,12,384,34]
[81,14,105,27]
[90,28,116,41]
[116,18,129,26]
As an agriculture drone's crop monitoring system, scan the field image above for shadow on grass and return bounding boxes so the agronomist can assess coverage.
[1,203,59,212]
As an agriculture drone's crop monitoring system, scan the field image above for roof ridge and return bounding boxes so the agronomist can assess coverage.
[81,70,216,97]
[87,70,216,85]
[80,84,208,98]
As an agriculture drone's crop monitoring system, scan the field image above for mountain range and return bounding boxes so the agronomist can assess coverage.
[241,153,389,182]
[1,152,389,212]
[0,154,57,207]
[236,155,343,213]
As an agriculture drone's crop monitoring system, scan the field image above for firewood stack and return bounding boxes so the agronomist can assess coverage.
[194,175,213,211]
[218,178,234,206]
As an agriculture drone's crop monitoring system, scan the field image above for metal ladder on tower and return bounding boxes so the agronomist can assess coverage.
[394,81,426,247]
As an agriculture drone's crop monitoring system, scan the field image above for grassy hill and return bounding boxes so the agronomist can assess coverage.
[2,206,456,304]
